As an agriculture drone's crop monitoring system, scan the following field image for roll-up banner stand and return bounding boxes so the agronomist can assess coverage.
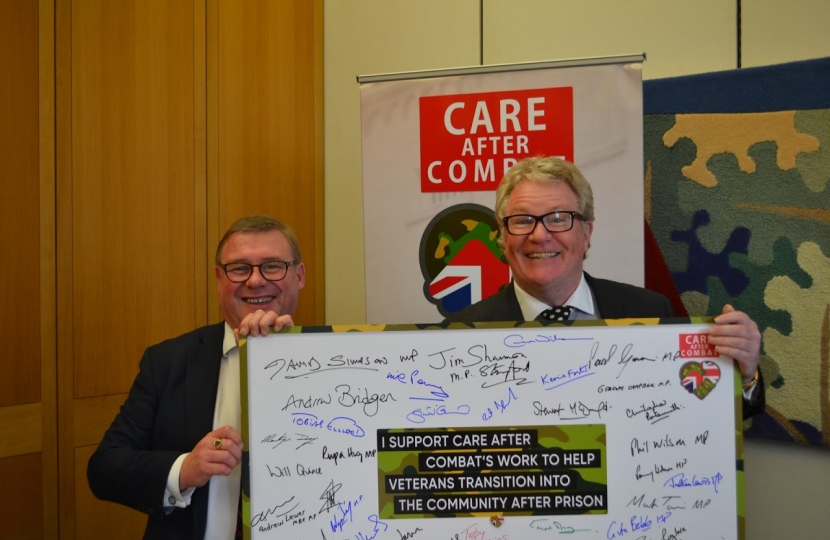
[359,55,646,324]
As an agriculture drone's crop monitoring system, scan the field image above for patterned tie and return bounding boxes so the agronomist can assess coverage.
[537,305,573,322]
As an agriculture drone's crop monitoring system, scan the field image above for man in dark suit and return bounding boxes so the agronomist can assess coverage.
[88,215,304,539]
[447,157,764,418]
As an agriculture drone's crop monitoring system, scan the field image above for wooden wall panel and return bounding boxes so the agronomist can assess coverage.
[210,0,324,327]
[73,394,129,447]
[69,0,201,398]
[0,0,41,408]
[39,0,59,535]
[0,0,56,538]
[59,1,206,538]
[55,0,321,537]
[0,453,44,540]
[0,403,42,458]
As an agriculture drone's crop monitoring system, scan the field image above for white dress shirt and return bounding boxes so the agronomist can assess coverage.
[163,323,241,539]
[513,274,596,322]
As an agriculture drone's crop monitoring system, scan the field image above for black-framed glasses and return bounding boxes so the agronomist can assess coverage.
[502,211,584,235]
[219,261,296,283]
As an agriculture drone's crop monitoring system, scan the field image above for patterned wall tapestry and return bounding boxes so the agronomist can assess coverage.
[643,57,830,448]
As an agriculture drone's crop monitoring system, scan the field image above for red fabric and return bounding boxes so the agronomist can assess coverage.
[644,220,687,317]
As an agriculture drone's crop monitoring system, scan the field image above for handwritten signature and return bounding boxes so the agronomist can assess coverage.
[530,518,592,534]
[387,369,450,401]
[291,413,366,438]
[482,387,518,421]
[250,496,299,528]
[261,432,318,450]
[663,472,724,494]
[406,404,471,424]
[504,333,594,348]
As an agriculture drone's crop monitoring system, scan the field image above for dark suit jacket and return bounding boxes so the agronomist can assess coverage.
[87,322,225,540]
[447,273,673,322]
[446,273,765,418]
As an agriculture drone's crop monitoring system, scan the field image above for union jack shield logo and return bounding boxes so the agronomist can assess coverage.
[419,203,511,317]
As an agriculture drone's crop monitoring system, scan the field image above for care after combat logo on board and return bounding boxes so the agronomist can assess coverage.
[678,334,721,400]
[419,204,511,316]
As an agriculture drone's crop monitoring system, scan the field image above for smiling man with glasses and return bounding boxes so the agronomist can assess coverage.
[447,156,764,419]
[215,218,305,342]
[89,215,303,539]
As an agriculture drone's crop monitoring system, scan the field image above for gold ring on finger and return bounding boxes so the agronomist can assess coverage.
[213,438,222,449]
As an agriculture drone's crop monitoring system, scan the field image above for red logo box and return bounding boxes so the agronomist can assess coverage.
[679,334,718,358]
[419,87,573,192]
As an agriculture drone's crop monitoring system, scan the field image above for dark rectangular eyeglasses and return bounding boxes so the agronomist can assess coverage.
[219,261,296,283]
[502,211,584,235]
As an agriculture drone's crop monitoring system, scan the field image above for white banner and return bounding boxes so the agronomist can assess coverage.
[360,58,645,324]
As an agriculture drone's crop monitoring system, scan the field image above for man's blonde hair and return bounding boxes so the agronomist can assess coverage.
[495,157,595,248]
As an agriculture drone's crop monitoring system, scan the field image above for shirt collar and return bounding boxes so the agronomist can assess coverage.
[222,322,237,356]
[514,273,596,321]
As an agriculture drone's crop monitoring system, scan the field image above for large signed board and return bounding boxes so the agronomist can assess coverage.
[240,319,744,540]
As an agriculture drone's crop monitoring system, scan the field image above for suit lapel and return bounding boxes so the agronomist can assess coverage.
[585,272,625,319]
[185,322,224,444]
[501,283,525,321]
[184,322,224,540]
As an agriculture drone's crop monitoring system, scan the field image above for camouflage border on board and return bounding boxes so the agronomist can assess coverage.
[239,335,252,539]
[284,316,716,334]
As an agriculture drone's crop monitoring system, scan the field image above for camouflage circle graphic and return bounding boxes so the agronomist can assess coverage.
[419,203,511,317]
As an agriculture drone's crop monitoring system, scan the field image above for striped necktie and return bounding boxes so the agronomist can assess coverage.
[235,494,243,539]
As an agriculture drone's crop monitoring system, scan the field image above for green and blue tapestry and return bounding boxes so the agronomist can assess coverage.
[643,56,830,448]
